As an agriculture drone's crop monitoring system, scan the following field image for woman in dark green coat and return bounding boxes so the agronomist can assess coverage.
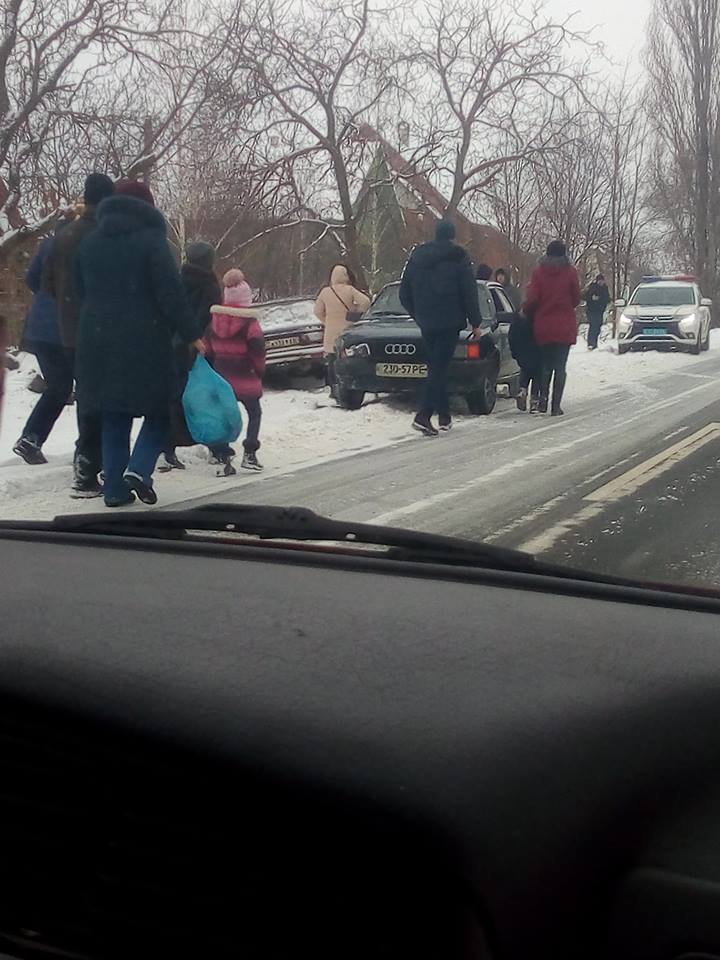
[75,181,202,507]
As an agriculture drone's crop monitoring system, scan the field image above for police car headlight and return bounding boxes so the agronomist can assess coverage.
[343,343,370,358]
[679,314,698,331]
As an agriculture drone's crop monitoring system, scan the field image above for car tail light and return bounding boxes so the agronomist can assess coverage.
[467,342,481,359]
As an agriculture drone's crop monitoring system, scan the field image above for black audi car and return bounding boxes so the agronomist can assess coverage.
[333,281,520,413]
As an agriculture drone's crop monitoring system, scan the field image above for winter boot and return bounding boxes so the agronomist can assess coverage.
[537,395,549,414]
[551,370,567,417]
[13,435,47,465]
[105,491,136,508]
[124,472,158,506]
[516,388,528,412]
[438,414,452,432]
[71,453,103,499]
[217,458,237,477]
[241,452,264,472]
[412,414,439,437]
[529,395,541,415]
[157,450,186,473]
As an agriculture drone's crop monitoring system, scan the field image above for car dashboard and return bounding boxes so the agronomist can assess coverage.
[1,528,720,958]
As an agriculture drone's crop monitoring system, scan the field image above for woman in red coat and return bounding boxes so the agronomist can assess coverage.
[522,240,581,416]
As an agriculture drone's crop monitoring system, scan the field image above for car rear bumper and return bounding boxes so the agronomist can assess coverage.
[335,357,499,394]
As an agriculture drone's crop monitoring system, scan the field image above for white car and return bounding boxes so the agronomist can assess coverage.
[615,276,712,355]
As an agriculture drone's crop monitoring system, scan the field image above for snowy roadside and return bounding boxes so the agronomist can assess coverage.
[1,332,718,521]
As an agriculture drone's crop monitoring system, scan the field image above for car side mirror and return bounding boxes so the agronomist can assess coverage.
[701,297,713,306]
[614,299,626,308]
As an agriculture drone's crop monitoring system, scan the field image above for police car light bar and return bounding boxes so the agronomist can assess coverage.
[641,274,697,283]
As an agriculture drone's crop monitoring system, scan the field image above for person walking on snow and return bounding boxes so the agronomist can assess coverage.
[508,309,542,414]
[13,223,74,464]
[204,269,266,475]
[522,240,581,417]
[74,180,204,508]
[399,219,484,436]
[314,264,370,399]
[42,172,115,497]
[159,240,222,472]
[584,273,610,350]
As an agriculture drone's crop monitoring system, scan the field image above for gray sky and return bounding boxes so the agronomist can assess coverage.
[547,0,653,73]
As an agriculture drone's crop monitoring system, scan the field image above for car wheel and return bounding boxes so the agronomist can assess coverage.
[467,376,497,415]
[336,386,365,410]
[690,332,702,355]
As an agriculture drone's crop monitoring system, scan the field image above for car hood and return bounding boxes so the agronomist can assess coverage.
[622,304,698,319]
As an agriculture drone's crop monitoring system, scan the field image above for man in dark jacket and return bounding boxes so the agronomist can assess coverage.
[75,181,203,508]
[584,274,610,350]
[399,220,483,436]
[160,240,222,471]
[43,172,115,496]
[13,229,73,464]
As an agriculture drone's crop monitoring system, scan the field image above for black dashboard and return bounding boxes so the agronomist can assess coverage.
[1,528,720,958]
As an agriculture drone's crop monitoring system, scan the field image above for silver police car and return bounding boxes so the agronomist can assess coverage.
[615,276,712,355]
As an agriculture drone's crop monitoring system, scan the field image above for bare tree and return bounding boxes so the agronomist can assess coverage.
[409,0,591,218]
[646,0,720,296]
[231,0,403,286]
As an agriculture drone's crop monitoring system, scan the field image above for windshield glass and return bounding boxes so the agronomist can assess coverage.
[2,0,720,600]
[630,286,697,306]
[367,285,407,317]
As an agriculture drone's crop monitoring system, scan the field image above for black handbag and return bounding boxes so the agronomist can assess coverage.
[332,287,363,323]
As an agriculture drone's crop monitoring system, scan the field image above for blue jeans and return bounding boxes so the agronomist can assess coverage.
[102,413,169,502]
[22,343,73,445]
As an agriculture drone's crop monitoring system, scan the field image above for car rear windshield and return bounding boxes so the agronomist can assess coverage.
[630,286,696,306]
[368,283,494,320]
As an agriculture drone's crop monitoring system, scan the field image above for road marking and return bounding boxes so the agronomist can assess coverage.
[518,422,720,554]
[584,422,720,501]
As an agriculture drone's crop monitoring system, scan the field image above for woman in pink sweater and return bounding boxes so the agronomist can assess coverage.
[204,269,266,475]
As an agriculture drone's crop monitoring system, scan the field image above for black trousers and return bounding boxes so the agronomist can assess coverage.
[519,364,542,398]
[587,311,604,349]
[418,329,458,419]
[540,344,571,409]
[209,397,262,459]
[65,348,103,483]
[22,343,73,445]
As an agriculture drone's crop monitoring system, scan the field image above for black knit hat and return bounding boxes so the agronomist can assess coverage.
[546,239,567,258]
[185,241,216,271]
[83,173,115,207]
[435,219,456,242]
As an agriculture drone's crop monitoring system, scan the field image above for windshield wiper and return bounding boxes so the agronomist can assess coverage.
[3,503,550,574]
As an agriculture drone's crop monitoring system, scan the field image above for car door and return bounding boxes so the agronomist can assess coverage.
[488,286,517,374]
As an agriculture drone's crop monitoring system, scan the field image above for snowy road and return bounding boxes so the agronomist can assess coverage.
[4,337,720,587]
[172,343,720,587]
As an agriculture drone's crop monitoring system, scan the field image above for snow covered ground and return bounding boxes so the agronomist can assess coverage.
[2,332,718,520]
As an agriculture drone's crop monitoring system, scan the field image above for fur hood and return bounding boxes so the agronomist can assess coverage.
[96,195,167,236]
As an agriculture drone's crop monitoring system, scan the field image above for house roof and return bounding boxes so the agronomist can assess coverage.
[356,123,534,274]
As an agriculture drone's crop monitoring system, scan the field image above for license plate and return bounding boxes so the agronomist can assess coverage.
[266,336,301,349]
[643,328,667,336]
[375,362,428,378]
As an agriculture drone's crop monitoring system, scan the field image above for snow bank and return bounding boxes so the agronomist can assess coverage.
[2,331,719,520]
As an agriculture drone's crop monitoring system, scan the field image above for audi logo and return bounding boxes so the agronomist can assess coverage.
[385,343,416,355]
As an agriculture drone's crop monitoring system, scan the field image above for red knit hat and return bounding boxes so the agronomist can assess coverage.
[116,179,155,206]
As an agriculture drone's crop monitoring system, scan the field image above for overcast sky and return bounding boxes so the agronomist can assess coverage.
[546,0,653,73]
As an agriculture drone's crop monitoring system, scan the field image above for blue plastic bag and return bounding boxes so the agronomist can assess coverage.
[182,356,242,446]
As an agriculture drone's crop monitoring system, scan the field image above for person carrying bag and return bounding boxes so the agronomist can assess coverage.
[314,264,370,398]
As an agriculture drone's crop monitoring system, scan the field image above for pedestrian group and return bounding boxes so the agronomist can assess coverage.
[15,173,596,502]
